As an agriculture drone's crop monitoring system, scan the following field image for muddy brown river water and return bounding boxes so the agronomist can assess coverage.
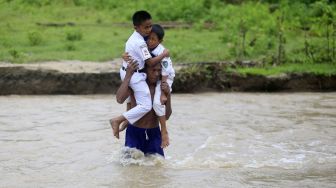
[0,93,335,187]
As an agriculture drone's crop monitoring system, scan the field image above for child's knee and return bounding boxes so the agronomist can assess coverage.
[153,102,165,117]
[142,100,152,112]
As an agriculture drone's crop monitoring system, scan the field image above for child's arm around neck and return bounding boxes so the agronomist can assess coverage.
[145,48,169,66]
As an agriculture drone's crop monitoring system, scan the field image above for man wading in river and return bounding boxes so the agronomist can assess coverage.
[112,61,172,157]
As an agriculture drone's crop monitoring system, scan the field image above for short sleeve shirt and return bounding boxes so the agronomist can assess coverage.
[123,31,152,70]
[151,44,175,77]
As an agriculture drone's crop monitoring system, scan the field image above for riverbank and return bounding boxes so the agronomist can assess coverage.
[0,61,335,95]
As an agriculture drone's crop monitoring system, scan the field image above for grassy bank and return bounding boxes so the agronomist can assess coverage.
[0,0,335,75]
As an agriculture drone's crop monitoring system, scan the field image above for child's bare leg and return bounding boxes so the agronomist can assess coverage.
[109,115,126,139]
[159,116,169,148]
[118,102,131,132]
[119,120,129,132]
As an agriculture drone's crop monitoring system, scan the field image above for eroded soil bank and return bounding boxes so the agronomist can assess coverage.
[0,62,335,95]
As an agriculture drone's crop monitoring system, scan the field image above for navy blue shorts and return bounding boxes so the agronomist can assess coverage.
[125,123,164,157]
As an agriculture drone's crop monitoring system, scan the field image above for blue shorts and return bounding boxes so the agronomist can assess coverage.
[125,123,164,157]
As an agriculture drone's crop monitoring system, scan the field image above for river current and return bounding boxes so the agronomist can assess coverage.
[0,93,335,187]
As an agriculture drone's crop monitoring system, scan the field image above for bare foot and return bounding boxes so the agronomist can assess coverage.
[160,94,167,105]
[109,118,120,139]
[161,131,169,148]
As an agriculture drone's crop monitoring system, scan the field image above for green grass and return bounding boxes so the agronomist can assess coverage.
[0,2,132,63]
[0,0,335,76]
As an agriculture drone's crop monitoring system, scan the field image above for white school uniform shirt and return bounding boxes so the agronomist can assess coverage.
[151,44,175,79]
[152,44,175,117]
[123,31,151,70]
[119,31,152,124]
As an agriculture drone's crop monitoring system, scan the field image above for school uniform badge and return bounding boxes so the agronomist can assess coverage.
[162,60,168,69]
[140,44,151,59]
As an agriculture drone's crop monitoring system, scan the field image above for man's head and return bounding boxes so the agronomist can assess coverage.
[132,10,152,37]
[145,62,161,85]
[147,24,164,50]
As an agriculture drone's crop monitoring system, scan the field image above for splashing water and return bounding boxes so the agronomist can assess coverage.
[116,147,165,167]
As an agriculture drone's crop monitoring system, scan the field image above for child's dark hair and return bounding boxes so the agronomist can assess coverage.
[132,10,151,26]
[151,24,165,41]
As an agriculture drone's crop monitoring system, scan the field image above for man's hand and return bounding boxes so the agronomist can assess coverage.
[161,81,170,95]
[161,130,169,148]
[125,60,138,77]
[122,52,133,63]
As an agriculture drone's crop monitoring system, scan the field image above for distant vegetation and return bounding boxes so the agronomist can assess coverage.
[0,0,335,75]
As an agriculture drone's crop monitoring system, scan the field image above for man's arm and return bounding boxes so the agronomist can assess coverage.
[145,49,169,66]
[161,82,172,120]
[165,92,172,120]
[116,61,138,104]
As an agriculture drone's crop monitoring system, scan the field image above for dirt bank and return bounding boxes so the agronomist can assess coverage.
[0,61,335,95]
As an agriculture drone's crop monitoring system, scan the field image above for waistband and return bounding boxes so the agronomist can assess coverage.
[127,123,159,131]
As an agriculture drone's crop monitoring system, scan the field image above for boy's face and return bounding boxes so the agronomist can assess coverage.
[135,19,152,37]
[147,32,161,50]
